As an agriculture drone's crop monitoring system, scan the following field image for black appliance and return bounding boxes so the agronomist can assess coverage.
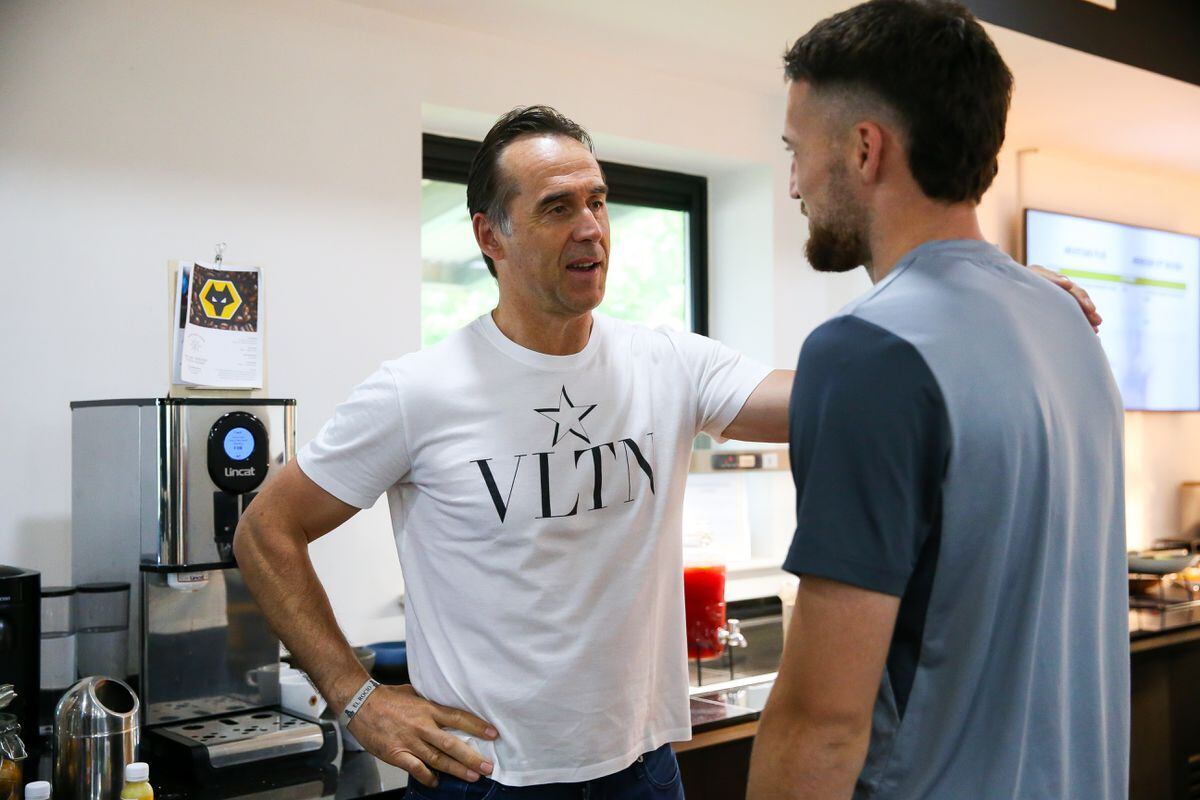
[0,566,41,740]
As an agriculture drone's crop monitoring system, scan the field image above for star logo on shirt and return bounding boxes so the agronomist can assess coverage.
[535,386,598,447]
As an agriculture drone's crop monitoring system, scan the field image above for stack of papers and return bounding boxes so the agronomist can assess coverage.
[172,262,264,389]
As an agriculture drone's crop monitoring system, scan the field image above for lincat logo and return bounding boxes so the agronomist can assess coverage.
[225,467,256,477]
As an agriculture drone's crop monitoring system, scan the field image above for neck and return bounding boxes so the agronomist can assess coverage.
[491,301,594,356]
[865,197,985,284]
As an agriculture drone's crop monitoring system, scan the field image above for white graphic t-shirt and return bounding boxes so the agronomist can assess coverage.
[297,312,771,785]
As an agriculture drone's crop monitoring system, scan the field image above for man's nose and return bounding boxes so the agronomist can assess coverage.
[789,161,801,200]
[574,208,603,241]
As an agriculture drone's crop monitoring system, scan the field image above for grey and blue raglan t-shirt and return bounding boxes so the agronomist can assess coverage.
[785,239,1129,800]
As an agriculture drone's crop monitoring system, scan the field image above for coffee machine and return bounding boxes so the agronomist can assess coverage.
[0,566,40,742]
[70,398,336,776]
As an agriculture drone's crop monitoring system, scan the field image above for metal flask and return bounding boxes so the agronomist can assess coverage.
[53,677,140,799]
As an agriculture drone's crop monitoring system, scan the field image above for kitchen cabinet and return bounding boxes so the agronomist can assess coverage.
[676,685,769,800]
[1131,627,1200,799]
[678,732,755,800]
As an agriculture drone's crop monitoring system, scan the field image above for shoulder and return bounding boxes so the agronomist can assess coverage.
[596,314,701,362]
[380,320,486,383]
[800,315,919,370]
[798,315,941,405]
[597,313,657,342]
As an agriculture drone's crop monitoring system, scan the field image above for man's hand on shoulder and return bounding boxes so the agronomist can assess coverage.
[348,684,499,788]
[1027,263,1102,332]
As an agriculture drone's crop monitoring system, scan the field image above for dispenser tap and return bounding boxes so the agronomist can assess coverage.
[723,618,748,650]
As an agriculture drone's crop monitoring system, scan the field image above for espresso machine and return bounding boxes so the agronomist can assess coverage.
[70,398,336,779]
[0,566,40,744]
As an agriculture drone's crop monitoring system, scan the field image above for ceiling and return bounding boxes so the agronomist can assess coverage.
[349,0,1200,176]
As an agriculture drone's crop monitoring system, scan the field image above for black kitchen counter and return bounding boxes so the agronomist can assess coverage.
[125,609,1193,800]
[1131,618,1200,653]
[150,751,408,799]
[23,689,770,800]
[25,747,411,800]
[688,679,773,736]
[40,598,1190,799]
[689,696,759,734]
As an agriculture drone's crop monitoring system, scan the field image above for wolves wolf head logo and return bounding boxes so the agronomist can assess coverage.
[200,280,241,320]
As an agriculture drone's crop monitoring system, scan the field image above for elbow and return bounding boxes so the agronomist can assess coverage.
[231,514,255,567]
[811,718,871,756]
[232,502,308,573]
[232,504,270,569]
[761,697,873,756]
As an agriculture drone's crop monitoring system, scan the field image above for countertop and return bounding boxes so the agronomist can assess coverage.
[1130,618,1200,653]
[22,685,773,800]
[688,678,773,735]
[33,599,1190,798]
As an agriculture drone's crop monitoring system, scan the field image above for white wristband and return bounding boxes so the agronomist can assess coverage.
[342,677,380,725]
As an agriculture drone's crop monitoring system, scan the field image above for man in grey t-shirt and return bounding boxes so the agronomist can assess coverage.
[747,3,1128,799]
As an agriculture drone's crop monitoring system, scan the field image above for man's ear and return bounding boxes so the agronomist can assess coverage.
[852,121,886,186]
[473,212,506,265]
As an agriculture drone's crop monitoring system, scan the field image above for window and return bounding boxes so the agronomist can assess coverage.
[421,134,708,348]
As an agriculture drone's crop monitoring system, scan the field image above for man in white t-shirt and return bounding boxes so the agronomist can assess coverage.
[234,106,787,798]
[233,106,1100,798]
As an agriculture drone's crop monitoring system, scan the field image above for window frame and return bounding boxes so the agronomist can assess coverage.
[422,133,710,336]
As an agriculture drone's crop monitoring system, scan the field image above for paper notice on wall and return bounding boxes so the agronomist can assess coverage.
[683,473,753,563]
[173,262,264,389]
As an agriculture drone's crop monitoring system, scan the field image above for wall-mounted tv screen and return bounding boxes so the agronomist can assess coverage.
[1024,209,1200,411]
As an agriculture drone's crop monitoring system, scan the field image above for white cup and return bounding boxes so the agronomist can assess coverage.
[280,673,327,720]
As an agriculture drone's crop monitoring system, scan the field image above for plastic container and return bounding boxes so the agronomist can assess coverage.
[120,762,152,800]
[24,782,50,800]
[75,583,130,680]
[683,533,726,660]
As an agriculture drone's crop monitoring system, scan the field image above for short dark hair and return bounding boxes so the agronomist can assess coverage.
[784,0,1012,205]
[467,105,595,277]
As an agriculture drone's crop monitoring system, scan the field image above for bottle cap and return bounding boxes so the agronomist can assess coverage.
[25,782,52,800]
[125,762,149,782]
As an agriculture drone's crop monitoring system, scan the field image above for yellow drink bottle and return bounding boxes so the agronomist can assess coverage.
[120,762,153,800]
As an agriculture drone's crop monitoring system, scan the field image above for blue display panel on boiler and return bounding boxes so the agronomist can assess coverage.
[223,427,255,461]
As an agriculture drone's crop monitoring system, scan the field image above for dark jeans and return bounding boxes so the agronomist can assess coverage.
[404,743,685,800]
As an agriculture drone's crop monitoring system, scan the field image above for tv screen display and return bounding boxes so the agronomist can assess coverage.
[1024,209,1200,411]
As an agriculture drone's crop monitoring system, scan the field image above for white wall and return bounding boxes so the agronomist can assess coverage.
[1,0,840,642]
[5,0,1196,644]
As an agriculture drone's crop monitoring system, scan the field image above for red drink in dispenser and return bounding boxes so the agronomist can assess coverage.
[684,563,727,659]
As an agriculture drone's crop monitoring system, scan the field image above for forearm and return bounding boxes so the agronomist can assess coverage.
[746,708,869,800]
[233,515,367,712]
